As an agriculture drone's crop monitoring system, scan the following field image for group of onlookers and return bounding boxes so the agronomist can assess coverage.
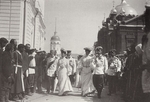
[0,37,46,102]
[121,34,150,102]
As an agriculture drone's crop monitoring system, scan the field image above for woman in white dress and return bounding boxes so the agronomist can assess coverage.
[79,47,95,97]
[56,49,73,96]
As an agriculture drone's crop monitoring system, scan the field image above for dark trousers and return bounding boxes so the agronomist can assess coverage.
[1,75,13,102]
[26,74,35,93]
[69,75,75,85]
[37,75,42,92]
[108,75,117,94]
[93,74,104,97]
[47,76,55,93]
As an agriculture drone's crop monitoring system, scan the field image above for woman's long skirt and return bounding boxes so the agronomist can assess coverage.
[58,67,73,95]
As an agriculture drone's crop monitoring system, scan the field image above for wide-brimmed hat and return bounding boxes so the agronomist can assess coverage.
[84,47,92,51]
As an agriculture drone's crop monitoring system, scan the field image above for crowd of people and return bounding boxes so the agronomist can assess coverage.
[0,35,150,102]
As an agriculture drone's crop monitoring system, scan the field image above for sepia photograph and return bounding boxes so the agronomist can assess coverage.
[0,0,150,102]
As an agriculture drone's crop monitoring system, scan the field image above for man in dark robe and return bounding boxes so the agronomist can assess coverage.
[11,44,25,101]
[124,44,143,102]
[1,44,14,102]
[127,44,143,102]
[0,38,8,102]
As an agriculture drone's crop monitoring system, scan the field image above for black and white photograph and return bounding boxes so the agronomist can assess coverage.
[0,0,150,102]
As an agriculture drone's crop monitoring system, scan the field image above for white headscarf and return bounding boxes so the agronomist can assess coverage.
[135,43,142,54]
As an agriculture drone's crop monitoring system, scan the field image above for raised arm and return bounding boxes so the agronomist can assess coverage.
[73,59,77,74]
[56,59,60,77]
[104,57,108,74]
[90,57,96,70]
[116,59,122,72]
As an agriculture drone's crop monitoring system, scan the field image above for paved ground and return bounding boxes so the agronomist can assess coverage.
[13,86,124,102]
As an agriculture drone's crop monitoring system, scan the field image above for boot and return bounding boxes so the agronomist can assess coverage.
[12,95,19,101]
[31,87,34,93]
[26,89,33,96]
[18,93,24,100]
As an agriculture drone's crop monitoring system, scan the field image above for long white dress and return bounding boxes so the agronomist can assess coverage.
[57,57,73,95]
[79,55,95,96]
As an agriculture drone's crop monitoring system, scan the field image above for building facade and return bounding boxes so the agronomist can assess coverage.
[0,0,46,50]
[97,0,145,54]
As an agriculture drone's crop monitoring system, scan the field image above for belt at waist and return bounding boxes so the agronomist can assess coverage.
[14,65,22,67]
[93,74,104,76]
[29,66,35,68]
[83,66,90,68]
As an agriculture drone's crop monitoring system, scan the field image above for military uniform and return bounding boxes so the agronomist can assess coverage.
[106,56,121,95]
[91,55,108,98]
[46,56,58,93]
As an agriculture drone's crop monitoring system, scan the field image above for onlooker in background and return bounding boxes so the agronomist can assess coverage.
[35,51,42,93]
[36,51,46,93]
[106,50,121,96]
[10,39,17,51]
[1,44,14,102]
[22,44,30,96]
[26,49,36,95]
[11,44,25,101]
[0,38,8,97]
[141,34,150,102]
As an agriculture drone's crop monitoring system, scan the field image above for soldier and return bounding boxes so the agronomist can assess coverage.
[106,50,121,96]
[91,46,108,98]
[66,50,76,86]
[46,50,58,93]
